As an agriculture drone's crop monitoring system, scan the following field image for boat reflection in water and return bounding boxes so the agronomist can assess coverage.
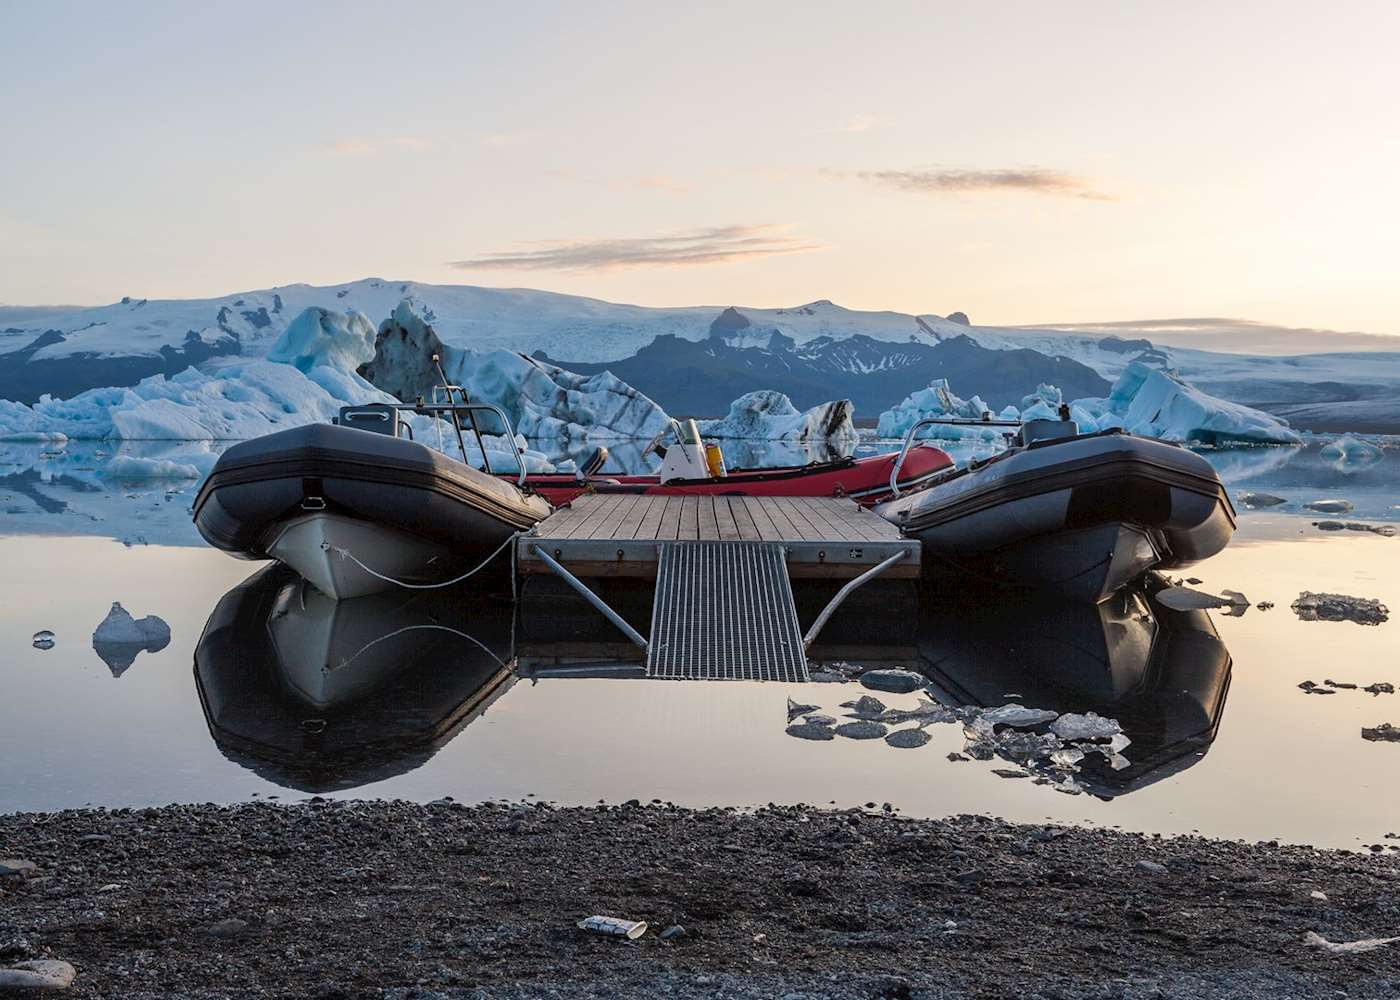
[917,575,1232,796]
[194,565,515,792]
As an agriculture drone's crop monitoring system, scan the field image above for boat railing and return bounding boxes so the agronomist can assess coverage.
[887,414,1021,500]
[393,401,529,487]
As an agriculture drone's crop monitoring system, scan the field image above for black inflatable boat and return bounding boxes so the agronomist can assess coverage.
[874,419,1236,603]
[193,415,552,599]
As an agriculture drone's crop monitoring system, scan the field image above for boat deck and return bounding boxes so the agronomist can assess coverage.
[517,494,920,579]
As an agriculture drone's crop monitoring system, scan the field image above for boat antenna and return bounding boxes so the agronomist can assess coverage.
[429,353,472,465]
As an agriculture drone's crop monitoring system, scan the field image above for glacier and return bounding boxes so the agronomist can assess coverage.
[698,390,857,443]
[6,277,1400,435]
[877,363,1301,446]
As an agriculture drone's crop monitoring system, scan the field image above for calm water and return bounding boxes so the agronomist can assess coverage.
[2,439,1397,850]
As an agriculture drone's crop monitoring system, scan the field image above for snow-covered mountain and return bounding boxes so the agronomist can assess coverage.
[4,278,1400,432]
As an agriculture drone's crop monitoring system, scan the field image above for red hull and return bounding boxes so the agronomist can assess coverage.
[503,444,953,508]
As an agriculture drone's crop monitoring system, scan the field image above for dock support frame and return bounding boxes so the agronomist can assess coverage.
[802,549,909,652]
[529,543,649,651]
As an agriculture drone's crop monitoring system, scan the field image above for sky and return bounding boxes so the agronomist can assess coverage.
[2,0,1397,337]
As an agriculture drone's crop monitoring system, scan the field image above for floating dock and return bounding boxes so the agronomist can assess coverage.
[515,495,920,681]
[517,495,919,579]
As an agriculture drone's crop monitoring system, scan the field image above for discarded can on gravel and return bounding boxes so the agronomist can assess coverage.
[577,915,648,939]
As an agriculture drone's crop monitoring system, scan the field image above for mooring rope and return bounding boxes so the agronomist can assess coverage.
[320,531,520,591]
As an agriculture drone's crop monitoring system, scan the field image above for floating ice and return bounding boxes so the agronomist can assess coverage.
[32,630,55,650]
[1080,363,1302,445]
[1320,436,1384,466]
[787,697,819,721]
[876,378,1014,442]
[885,727,932,749]
[876,363,1300,446]
[104,455,204,479]
[857,668,928,695]
[840,695,888,720]
[785,722,835,742]
[1291,592,1389,626]
[1304,499,1355,514]
[699,390,857,444]
[1238,491,1287,508]
[1313,521,1396,537]
[91,602,172,677]
[876,698,956,725]
[1155,586,1233,611]
[977,704,1059,728]
[1050,712,1123,741]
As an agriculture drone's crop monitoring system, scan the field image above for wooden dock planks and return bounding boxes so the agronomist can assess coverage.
[518,494,918,579]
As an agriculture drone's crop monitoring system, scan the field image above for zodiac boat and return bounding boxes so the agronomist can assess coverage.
[193,402,552,600]
[875,417,1236,603]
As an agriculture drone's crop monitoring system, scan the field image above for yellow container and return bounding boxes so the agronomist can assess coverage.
[704,443,726,478]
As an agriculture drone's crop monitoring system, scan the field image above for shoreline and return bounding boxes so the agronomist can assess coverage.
[3,801,1399,998]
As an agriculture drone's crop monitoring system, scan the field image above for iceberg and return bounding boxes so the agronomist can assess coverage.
[877,363,1301,447]
[698,390,857,443]
[875,378,1011,442]
[91,602,171,677]
[1082,362,1301,445]
[0,308,556,475]
[360,301,671,442]
[1320,435,1384,467]
[266,307,378,375]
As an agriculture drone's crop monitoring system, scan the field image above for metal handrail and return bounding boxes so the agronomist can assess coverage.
[389,401,529,487]
[886,414,1022,500]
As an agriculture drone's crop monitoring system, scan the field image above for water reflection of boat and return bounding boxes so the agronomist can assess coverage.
[917,575,1232,795]
[194,565,515,792]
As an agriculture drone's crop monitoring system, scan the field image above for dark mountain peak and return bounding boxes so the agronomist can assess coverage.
[946,311,971,326]
[708,306,751,338]
[767,330,796,352]
[1098,335,1154,354]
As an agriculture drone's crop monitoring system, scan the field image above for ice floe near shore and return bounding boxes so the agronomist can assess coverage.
[699,390,857,443]
[878,362,1301,446]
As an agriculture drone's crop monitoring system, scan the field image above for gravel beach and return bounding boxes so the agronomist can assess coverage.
[2,800,1398,998]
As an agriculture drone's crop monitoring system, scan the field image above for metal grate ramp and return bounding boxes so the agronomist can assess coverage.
[646,542,809,682]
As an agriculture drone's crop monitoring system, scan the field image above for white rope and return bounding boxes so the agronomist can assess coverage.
[332,623,507,672]
[321,531,520,590]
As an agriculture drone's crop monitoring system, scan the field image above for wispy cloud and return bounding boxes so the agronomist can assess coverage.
[320,136,435,156]
[839,166,1116,201]
[449,224,824,272]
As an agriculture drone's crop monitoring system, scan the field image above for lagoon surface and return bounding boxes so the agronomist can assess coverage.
[2,440,1397,851]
